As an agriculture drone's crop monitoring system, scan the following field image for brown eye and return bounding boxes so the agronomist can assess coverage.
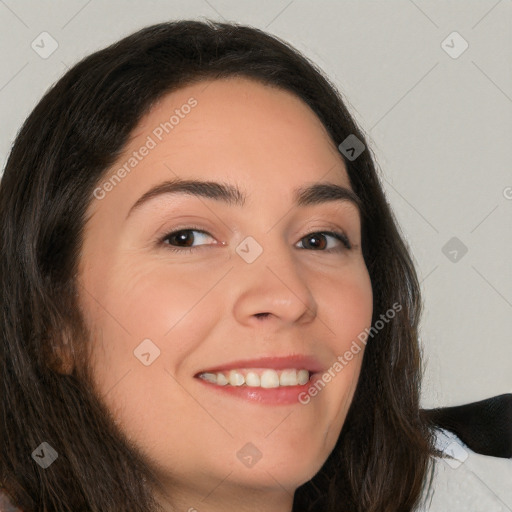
[165,230,195,247]
[159,228,351,254]
[298,231,351,252]
[162,228,215,252]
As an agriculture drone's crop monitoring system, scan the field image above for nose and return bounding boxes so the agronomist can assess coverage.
[231,236,317,328]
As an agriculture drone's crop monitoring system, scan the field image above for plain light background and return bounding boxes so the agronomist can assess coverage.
[0,1,511,510]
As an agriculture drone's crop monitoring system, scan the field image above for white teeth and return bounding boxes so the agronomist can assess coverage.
[260,369,280,388]
[198,368,312,387]
[279,369,297,386]
[200,372,218,384]
[216,373,228,386]
[245,371,260,387]
[297,369,309,385]
[228,370,245,386]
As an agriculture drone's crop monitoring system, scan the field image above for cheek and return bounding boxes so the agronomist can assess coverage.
[322,261,373,345]
[84,258,224,393]
[316,262,372,412]
[79,260,210,442]
[106,258,215,338]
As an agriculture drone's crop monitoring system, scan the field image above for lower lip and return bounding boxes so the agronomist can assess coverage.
[195,373,322,405]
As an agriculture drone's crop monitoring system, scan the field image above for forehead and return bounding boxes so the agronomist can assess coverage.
[88,77,353,219]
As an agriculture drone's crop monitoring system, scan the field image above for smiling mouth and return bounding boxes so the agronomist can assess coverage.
[196,368,312,388]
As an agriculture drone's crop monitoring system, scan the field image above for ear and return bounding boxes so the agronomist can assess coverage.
[47,328,76,375]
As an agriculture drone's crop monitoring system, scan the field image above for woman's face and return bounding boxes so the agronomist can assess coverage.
[77,77,373,507]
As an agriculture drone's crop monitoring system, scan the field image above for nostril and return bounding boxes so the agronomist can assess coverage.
[255,312,270,319]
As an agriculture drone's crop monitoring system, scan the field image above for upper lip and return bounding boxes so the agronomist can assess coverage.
[195,355,325,375]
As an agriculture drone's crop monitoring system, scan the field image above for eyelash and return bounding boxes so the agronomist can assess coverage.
[159,225,352,254]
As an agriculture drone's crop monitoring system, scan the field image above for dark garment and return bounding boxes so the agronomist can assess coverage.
[422,393,512,458]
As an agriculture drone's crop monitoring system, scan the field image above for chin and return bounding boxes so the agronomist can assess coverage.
[226,449,328,491]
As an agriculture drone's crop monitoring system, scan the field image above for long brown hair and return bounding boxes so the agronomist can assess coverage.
[1,19,443,511]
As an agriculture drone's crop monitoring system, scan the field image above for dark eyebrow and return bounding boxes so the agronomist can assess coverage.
[125,178,364,219]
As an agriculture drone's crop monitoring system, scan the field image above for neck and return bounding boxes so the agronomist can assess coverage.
[153,477,295,512]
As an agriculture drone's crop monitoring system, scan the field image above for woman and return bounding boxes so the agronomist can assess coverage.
[1,19,509,512]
